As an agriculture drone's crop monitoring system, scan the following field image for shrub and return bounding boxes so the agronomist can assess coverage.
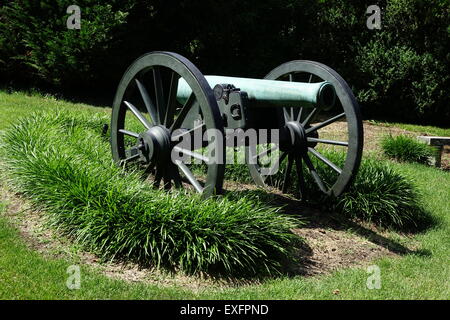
[0,1,132,88]
[0,111,301,276]
[381,134,435,164]
[354,0,450,124]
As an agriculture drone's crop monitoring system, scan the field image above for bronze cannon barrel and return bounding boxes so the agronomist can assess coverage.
[177,75,336,109]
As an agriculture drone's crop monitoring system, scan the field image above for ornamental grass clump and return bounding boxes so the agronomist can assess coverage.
[224,148,430,229]
[0,111,301,276]
[306,151,432,228]
[381,134,436,164]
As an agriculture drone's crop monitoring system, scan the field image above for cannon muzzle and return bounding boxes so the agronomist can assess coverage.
[177,75,336,110]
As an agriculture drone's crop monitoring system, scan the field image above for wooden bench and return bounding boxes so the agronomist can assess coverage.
[417,136,450,168]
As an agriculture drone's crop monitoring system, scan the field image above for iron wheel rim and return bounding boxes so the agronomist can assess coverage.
[247,60,363,198]
[111,51,225,197]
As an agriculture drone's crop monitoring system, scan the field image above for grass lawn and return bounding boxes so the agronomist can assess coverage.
[0,91,110,130]
[0,90,449,299]
[367,120,450,137]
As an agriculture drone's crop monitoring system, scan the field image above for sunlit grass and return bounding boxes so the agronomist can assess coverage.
[381,134,436,164]
[0,110,301,276]
[367,120,450,137]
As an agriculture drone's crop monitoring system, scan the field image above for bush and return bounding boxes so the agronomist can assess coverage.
[0,0,449,124]
[381,134,435,164]
[354,0,450,124]
[0,1,132,89]
[330,157,430,228]
[0,111,301,277]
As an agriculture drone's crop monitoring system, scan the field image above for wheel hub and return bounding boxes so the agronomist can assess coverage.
[283,120,319,154]
[284,121,307,155]
[138,125,171,164]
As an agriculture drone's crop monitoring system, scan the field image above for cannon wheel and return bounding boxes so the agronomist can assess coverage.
[111,51,225,197]
[247,60,363,198]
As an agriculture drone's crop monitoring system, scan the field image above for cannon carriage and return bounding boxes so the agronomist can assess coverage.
[111,51,363,198]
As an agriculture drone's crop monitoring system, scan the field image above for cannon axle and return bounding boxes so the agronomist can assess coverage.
[283,121,307,153]
[137,125,171,164]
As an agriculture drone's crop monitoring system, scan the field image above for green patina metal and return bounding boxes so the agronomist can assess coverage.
[176,76,336,109]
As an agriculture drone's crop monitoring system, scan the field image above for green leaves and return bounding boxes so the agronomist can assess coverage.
[332,158,428,228]
[0,110,302,277]
[1,1,449,125]
[354,0,450,124]
[304,152,434,229]
[381,134,436,164]
[0,0,132,87]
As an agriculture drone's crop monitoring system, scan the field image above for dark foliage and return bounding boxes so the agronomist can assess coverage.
[0,0,448,124]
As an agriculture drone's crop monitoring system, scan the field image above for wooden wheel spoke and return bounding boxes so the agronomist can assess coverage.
[175,160,204,193]
[171,122,205,141]
[296,107,303,122]
[153,167,163,188]
[155,164,181,190]
[163,169,172,190]
[135,79,158,124]
[307,137,348,147]
[170,164,182,188]
[302,108,317,126]
[119,129,139,138]
[283,108,290,121]
[170,93,196,131]
[283,74,295,122]
[152,67,165,124]
[294,156,306,199]
[308,147,342,174]
[173,146,210,164]
[302,153,327,193]
[121,153,140,163]
[164,71,180,127]
[282,154,294,193]
[305,112,346,134]
[124,101,152,129]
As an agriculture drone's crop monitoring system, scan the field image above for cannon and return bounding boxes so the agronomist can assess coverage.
[111,52,363,198]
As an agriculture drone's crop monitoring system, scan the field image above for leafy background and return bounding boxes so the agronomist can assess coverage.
[0,0,449,125]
